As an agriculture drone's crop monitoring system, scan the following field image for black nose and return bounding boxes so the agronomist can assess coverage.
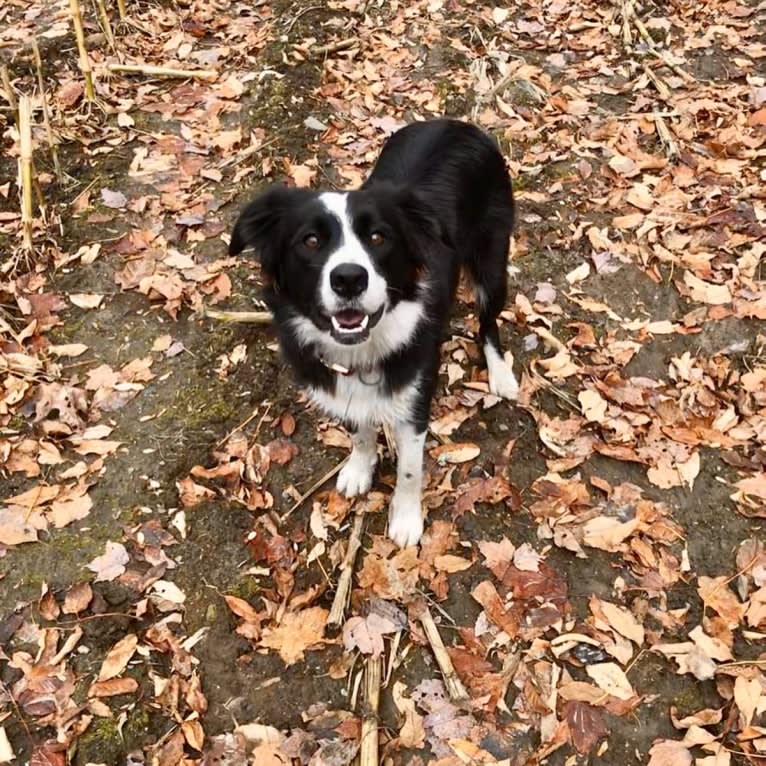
[330,263,368,298]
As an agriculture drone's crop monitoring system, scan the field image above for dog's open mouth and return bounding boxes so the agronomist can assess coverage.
[329,306,384,344]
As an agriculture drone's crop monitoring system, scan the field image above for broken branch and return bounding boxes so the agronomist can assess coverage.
[359,655,381,766]
[104,63,218,81]
[327,509,366,633]
[201,308,272,324]
[416,602,468,702]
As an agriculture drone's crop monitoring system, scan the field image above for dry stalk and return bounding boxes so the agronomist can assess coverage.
[104,63,217,81]
[653,112,678,159]
[116,0,127,21]
[68,0,95,101]
[1,65,17,111]
[359,655,381,766]
[327,509,365,633]
[31,39,63,184]
[18,96,35,252]
[628,4,694,84]
[310,38,357,57]
[620,0,633,46]
[642,62,671,100]
[93,0,116,50]
[416,602,469,702]
[201,307,272,324]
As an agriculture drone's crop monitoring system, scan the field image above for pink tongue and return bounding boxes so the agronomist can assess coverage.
[335,310,365,328]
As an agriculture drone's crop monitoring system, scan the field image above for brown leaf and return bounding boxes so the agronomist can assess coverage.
[697,576,746,628]
[30,744,66,766]
[88,677,139,698]
[564,701,607,755]
[177,476,216,508]
[259,607,327,665]
[62,582,93,614]
[98,634,138,681]
[647,740,692,766]
[265,439,300,465]
[471,580,520,637]
[87,541,130,582]
[453,476,515,515]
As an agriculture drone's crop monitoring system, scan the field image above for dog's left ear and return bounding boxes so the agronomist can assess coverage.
[229,186,310,277]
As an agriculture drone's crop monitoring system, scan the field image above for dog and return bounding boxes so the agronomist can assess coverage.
[229,119,518,547]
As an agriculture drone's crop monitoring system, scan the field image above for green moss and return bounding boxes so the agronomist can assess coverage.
[123,707,152,745]
[76,717,125,765]
[229,577,260,600]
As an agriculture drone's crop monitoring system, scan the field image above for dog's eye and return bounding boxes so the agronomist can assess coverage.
[304,234,320,249]
[370,231,384,246]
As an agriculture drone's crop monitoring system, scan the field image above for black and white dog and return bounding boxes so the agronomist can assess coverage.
[229,119,518,547]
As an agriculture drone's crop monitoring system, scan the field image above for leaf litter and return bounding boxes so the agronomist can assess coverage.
[1,0,766,763]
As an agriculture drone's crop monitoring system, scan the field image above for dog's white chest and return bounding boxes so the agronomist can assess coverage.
[309,373,420,427]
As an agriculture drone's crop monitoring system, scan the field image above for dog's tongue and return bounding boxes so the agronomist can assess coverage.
[334,309,366,329]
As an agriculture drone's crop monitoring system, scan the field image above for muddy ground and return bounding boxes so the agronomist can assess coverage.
[1,0,765,763]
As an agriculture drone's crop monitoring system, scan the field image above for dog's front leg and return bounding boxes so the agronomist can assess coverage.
[337,424,378,497]
[388,422,426,547]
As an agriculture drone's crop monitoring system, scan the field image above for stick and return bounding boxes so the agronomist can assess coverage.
[69,0,95,101]
[416,603,468,702]
[116,0,127,21]
[620,0,633,47]
[654,112,677,159]
[327,510,365,633]
[641,62,671,100]
[93,0,116,49]
[201,308,272,324]
[628,5,694,84]
[31,39,63,184]
[0,65,16,111]
[18,96,34,253]
[309,38,357,57]
[359,655,381,766]
[281,457,348,521]
[104,63,217,81]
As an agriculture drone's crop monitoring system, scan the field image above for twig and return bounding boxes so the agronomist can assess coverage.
[327,509,365,633]
[201,308,273,324]
[18,96,34,253]
[620,0,633,46]
[309,38,357,57]
[628,4,695,84]
[104,63,217,80]
[116,0,127,21]
[653,112,677,159]
[69,0,95,101]
[31,39,63,184]
[285,4,323,35]
[93,0,116,50]
[479,69,516,105]
[0,65,16,111]
[641,62,671,100]
[359,655,381,766]
[416,602,468,702]
[281,457,348,521]
[218,136,279,169]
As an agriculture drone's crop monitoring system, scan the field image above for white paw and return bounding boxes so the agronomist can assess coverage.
[337,453,376,497]
[487,351,519,401]
[388,491,424,548]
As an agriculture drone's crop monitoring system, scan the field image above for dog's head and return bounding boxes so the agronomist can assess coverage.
[229,184,444,346]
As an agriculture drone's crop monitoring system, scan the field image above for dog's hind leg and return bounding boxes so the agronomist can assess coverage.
[337,424,378,497]
[468,229,519,401]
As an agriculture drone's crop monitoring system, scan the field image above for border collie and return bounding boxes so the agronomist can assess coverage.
[229,119,518,547]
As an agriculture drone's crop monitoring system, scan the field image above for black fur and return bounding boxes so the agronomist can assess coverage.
[229,118,514,432]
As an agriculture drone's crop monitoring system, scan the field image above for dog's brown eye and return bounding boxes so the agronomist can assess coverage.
[304,234,320,249]
[370,231,384,245]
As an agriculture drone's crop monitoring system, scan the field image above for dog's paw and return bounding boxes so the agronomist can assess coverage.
[487,351,519,401]
[388,491,424,548]
[337,453,376,497]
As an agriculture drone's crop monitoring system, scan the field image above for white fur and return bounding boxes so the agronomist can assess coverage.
[337,424,378,497]
[318,192,388,315]
[310,372,421,428]
[484,342,519,400]
[388,422,426,547]
[289,298,425,371]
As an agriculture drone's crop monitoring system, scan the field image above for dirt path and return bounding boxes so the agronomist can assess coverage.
[1,0,765,764]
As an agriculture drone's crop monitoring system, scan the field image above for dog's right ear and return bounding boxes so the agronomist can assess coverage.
[229,186,308,278]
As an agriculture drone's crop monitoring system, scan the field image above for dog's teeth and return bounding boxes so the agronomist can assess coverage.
[331,316,342,332]
[359,314,369,330]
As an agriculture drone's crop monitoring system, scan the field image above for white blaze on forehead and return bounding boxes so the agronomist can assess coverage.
[318,192,388,315]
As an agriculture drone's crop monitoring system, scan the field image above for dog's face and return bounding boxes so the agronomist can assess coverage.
[229,185,441,346]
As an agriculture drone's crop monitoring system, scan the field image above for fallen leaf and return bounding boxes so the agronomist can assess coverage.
[88,677,139,698]
[260,607,327,665]
[98,634,138,681]
[69,293,104,309]
[586,662,635,700]
[647,740,693,766]
[87,541,130,582]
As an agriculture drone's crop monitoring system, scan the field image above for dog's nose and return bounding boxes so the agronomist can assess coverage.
[330,264,368,298]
